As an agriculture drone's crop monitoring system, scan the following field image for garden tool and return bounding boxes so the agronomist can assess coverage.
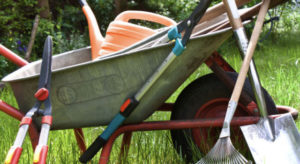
[5,36,53,164]
[197,0,271,163]
[221,0,300,162]
[79,0,212,162]
[241,113,300,163]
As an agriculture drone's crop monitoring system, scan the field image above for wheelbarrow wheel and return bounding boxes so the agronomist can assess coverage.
[170,72,277,163]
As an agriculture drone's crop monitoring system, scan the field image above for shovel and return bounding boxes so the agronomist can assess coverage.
[222,0,300,162]
[241,112,300,163]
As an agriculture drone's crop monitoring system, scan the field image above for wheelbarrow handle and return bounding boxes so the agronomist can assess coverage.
[0,44,28,67]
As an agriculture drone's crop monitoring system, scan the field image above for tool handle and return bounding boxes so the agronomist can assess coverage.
[79,113,125,163]
[230,0,270,103]
[80,98,138,163]
[5,117,32,164]
[5,147,22,164]
[220,0,271,138]
[79,136,106,163]
[33,145,48,164]
[78,0,87,6]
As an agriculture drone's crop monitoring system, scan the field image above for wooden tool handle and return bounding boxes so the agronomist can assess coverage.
[230,0,271,102]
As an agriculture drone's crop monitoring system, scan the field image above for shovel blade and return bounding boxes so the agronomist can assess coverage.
[241,113,300,164]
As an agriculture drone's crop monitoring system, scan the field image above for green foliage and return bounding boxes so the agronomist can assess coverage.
[270,2,300,33]
[0,0,299,79]
[0,31,299,163]
[0,56,17,79]
[0,0,37,78]
[135,0,199,21]
[0,0,89,78]
[0,0,38,37]
[89,0,115,33]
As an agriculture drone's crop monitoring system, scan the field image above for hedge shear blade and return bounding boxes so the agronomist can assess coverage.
[5,36,53,164]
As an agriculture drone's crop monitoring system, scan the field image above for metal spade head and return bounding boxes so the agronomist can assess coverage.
[241,113,300,164]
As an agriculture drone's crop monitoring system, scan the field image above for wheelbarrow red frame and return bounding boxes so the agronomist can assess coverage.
[0,43,298,163]
[0,0,295,162]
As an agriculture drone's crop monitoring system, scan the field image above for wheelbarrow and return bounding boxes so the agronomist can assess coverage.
[0,0,299,163]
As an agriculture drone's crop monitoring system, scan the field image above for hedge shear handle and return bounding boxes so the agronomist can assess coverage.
[33,36,53,164]
[4,36,53,164]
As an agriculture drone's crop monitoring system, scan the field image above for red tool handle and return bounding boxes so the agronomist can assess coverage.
[33,145,48,164]
[5,147,22,164]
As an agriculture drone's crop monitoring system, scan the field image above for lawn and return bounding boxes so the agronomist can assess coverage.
[0,31,299,163]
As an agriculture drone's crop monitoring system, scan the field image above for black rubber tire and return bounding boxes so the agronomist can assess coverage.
[170,72,277,163]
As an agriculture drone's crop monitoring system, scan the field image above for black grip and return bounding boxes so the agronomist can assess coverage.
[78,0,88,7]
[79,137,106,163]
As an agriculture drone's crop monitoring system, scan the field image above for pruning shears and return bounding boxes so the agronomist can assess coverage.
[5,36,53,164]
[79,0,212,163]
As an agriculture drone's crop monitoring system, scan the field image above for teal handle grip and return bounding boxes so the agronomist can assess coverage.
[79,113,125,163]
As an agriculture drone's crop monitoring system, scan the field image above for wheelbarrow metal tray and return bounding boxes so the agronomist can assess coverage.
[2,28,232,130]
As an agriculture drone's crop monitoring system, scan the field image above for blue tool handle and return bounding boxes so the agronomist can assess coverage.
[79,113,125,163]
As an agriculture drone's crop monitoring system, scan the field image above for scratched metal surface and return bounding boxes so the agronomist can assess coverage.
[3,28,232,129]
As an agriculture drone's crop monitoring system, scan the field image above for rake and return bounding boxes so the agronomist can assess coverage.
[196,0,271,163]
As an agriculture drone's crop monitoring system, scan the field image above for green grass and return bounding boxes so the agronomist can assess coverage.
[0,32,299,163]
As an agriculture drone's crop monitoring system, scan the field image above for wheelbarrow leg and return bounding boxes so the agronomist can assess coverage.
[99,138,114,164]
[119,132,133,162]
[99,128,126,164]
[73,128,87,154]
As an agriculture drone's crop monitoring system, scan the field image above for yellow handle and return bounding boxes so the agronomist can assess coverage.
[115,10,176,27]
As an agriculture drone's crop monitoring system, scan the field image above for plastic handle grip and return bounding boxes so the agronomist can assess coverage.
[79,137,106,163]
[115,11,176,27]
[5,147,22,164]
[33,145,48,164]
[79,113,125,163]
